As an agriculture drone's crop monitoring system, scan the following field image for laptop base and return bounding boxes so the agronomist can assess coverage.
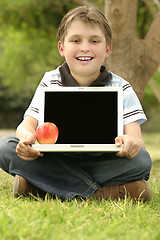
[32,144,122,152]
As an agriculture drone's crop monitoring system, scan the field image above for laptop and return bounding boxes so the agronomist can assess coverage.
[32,87,123,152]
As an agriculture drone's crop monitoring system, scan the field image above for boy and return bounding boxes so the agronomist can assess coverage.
[0,6,152,201]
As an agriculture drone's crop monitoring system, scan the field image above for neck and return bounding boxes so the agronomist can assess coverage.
[71,72,100,86]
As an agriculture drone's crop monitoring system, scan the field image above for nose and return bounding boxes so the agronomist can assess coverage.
[80,41,91,53]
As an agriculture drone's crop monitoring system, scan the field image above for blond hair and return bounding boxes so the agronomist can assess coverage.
[57,6,112,45]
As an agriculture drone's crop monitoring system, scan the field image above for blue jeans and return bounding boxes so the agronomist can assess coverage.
[0,136,152,200]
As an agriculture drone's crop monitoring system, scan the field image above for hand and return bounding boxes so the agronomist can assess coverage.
[115,135,140,159]
[16,133,43,161]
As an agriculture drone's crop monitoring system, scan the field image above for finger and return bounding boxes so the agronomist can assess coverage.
[17,141,38,154]
[116,150,125,157]
[127,147,140,159]
[20,133,36,145]
[17,153,43,161]
[116,142,131,157]
[115,136,123,147]
[22,139,35,146]
[115,142,122,147]
[16,143,43,160]
[118,145,139,159]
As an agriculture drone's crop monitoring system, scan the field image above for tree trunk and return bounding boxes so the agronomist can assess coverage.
[105,0,160,101]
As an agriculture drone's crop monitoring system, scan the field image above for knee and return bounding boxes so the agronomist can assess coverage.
[0,136,9,151]
[0,136,19,152]
[136,148,152,173]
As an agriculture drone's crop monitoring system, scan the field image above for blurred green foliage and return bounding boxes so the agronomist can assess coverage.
[0,0,79,127]
[142,71,160,133]
[0,0,78,92]
[0,0,159,130]
[137,0,153,38]
[136,0,160,132]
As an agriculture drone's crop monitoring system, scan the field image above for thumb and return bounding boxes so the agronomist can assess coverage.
[115,136,123,147]
[22,134,36,145]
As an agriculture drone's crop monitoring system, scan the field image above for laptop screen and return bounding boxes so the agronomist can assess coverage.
[43,89,122,144]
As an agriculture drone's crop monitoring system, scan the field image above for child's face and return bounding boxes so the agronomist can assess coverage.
[58,20,112,85]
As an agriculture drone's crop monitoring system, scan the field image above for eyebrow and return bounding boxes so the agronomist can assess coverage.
[69,34,102,38]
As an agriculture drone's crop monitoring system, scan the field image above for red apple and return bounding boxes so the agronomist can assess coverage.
[36,122,59,144]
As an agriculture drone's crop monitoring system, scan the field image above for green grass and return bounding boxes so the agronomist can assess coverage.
[0,133,160,240]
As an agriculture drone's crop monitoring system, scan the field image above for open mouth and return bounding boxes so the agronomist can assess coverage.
[76,57,94,62]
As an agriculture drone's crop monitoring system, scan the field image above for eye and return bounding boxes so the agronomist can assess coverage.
[72,39,80,43]
[91,39,100,44]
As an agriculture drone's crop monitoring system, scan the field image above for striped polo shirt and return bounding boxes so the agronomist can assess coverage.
[24,64,147,126]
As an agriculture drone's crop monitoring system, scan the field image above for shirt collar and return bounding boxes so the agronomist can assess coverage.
[59,62,112,87]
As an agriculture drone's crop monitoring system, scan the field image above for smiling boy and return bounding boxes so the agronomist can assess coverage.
[58,20,111,86]
[0,6,152,201]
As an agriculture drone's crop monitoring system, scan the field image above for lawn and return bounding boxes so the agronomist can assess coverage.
[0,133,160,240]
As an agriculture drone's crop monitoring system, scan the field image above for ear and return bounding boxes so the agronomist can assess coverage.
[58,41,65,57]
[105,44,112,59]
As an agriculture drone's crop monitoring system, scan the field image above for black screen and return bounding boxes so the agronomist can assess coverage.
[44,91,117,144]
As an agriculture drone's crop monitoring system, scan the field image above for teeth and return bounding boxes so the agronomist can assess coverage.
[77,57,92,61]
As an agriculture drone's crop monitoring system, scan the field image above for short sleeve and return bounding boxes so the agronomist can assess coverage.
[123,83,147,125]
[24,72,50,121]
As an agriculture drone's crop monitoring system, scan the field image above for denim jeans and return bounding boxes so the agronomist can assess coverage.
[0,136,152,200]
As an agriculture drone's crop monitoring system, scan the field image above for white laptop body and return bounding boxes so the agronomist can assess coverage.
[32,87,123,152]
